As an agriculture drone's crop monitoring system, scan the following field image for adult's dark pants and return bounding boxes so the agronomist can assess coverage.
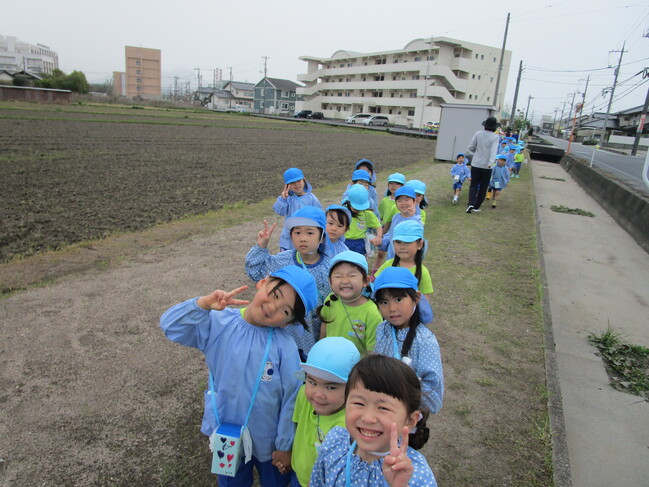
[468,166,492,209]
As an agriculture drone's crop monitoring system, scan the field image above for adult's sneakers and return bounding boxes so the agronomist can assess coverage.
[465,205,474,213]
[472,208,482,212]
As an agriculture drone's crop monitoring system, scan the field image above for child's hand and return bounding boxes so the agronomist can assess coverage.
[370,235,382,246]
[382,423,413,487]
[257,220,277,248]
[280,184,290,199]
[197,286,250,311]
[271,450,292,475]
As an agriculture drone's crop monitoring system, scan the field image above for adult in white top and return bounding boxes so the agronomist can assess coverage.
[466,116,500,213]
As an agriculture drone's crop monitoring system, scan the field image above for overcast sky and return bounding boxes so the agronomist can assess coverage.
[3,0,648,123]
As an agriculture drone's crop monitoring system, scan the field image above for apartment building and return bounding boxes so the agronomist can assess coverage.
[113,46,161,100]
[298,37,511,128]
[0,35,59,75]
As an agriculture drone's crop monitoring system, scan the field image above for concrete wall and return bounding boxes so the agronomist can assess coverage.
[560,154,649,254]
[0,85,71,103]
[608,135,649,147]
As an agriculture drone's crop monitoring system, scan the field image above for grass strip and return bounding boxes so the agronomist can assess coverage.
[589,326,649,400]
[550,205,595,217]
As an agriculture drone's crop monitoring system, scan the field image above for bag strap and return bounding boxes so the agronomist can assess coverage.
[209,327,275,429]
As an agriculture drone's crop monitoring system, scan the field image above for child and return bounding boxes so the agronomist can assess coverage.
[378,173,406,232]
[273,167,322,252]
[284,337,361,487]
[342,184,383,256]
[318,250,383,355]
[379,186,422,261]
[450,153,471,205]
[310,355,438,487]
[246,206,332,357]
[324,204,351,257]
[342,169,380,216]
[513,146,524,178]
[160,265,318,487]
[506,145,517,177]
[488,154,510,209]
[372,267,443,414]
[405,180,428,224]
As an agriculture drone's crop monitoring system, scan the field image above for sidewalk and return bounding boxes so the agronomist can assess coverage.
[532,160,649,487]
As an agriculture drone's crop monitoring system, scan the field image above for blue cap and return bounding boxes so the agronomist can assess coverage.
[351,169,371,183]
[387,173,406,185]
[344,184,370,210]
[392,220,424,243]
[329,249,368,274]
[325,204,352,225]
[270,265,318,315]
[496,154,507,160]
[354,158,374,172]
[299,337,360,383]
[285,206,326,231]
[395,186,417,200]
[283,167,305,184]
[456,153,465,158]
[372,267,419,297]
[405,180,427,195]
[508,145,517,150]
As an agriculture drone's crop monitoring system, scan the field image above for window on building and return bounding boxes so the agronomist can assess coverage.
[346,77,351,82]
[345,91,350,97]
[394,59,399,63]
[389,109,393,114]
[398,111,402,115]
[475,95,478,100]
[427,55,435,61]
[493,57,497,62]
[281,102,289,109]
[340,64,345,68]
[136,86,141,91]
[469,94,472,99]
[260,101,264,108]
[487,97,490,101]
[260,89,264,96]
[339,78,343,82]
[392,76,397,80]
[360,92,364,97]
[347,63,352,67]
[490,77,493,82]
[373,92,383,97]
[413,75,419,80]
[408,110,415,116]
[373,75,384,81]
[478,75,481,80]
[291,92,295,97]
[362,77,366,81]
[136,69,141,74]
[137,78,142,83]
[414,57,422,62]
[409,93,417,98]
[336,106,341,111]
[472,74,475,79]
[136,60,141,66]
[475,54,479,59]
[390,93,395,98]
[481,54,484,60]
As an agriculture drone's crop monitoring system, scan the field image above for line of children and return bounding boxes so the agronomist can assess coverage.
[160,161,443,486]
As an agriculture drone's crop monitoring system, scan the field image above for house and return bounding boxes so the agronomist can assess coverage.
[254,77,302,114]
[0,70,14,84]
[615,105,646,136]
[10,70,43,87]
[222,81,255,111]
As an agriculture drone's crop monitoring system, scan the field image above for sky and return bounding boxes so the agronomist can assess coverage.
[3,0,648,124]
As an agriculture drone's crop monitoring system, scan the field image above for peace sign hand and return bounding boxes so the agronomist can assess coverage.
[197,286,250,311]
[257,220,277,249]
[382,423,413,487]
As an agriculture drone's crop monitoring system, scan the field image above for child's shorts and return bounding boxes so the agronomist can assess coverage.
[345,238,366,255]
[453,182,463,190]
[514,162,522,171]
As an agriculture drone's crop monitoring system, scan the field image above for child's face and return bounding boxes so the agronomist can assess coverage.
[305,374,346,416]
[288,179,306,195]
[345,381,418,459]
[357,164,372,176]
[330,262,368,302]
[497,159,506,167]
[387,182,403,194]
[376,292,419,328]
[353,179,370,189]
[291,225,321,255]
[414,193,424,206]
[326,212,347,242]
[246,279,298,328]
[456,156,465,164]
[395,195,416,215]
[393,239,423,262]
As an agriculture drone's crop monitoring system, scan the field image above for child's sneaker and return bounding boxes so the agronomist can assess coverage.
[492,202,497,208]
[452,196,458,205]
[486,192,491,200]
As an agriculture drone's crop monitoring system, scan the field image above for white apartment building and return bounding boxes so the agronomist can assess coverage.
[0,35,59,75]
[298,37,511,128]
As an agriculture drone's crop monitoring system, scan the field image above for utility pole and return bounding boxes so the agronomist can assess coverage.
[553,107,559,136]
[576,75,590,135]
[261,56,269,78]
[228,67,233,108]
[600,42,627,144]
[631,79,649,156]
[524,95,533,122]
[492,12,510,116]
[568,91,579,138]
[560,98,567,134]
[509,60,523,130]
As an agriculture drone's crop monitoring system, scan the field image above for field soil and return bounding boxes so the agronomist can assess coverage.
[0,103,551,486]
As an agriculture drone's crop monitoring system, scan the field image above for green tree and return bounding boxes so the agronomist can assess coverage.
[36,69,89,93]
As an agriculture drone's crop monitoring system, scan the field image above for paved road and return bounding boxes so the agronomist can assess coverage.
[542,135,648,195]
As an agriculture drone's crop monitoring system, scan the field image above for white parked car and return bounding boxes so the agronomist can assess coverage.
[362,115,389,127]
[345,113,371,124]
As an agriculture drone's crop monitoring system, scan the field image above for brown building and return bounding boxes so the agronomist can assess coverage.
[113,46,161,100]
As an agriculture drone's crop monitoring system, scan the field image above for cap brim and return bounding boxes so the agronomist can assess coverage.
[285,216,321,229]
[300,364,346,383]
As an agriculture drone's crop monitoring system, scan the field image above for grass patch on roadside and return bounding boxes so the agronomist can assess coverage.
[550,205,595,217]
[589,326,649,400]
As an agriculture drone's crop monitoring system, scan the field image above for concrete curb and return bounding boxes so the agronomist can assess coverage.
[530,163,573,487]
[560,154,649,254]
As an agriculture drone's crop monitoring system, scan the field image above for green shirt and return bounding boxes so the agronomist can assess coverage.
[379,196,398,225]
[320,295,382,355]
[375,259,434,293]
[345,210,380,240]
[292,385,346,486]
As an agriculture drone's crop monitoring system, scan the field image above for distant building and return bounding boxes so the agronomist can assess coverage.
[0,35,59,75]
[223,81,255,110]
[113,46,161,100]
[254,77,302,114]
[297,37,511,128]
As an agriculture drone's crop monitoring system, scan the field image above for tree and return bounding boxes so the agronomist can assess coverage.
[35,69,89,93]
